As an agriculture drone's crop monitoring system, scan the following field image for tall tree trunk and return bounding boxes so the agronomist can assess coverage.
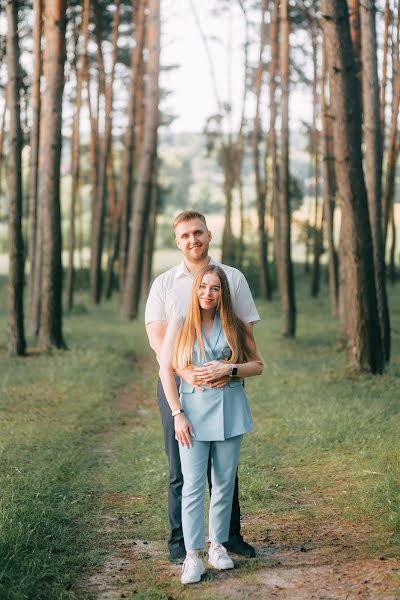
[322,0,383,373]
[90,0,120,303]
[221,142,235,265]
[27,0,42,333]
[321,36,338,316]
[388,203,397,284]
[122,0,160,319]
[268,0,280,293]
[103,148,118,299]
[360,0,391,364]
[141,156,158,301]
[6,0,26,356]
[235,1,249,269]
[382,3,400,248]
[347,0,362,95]
[253,0,271,299]
[380,0,390,145]
[310,21,322,298]
[0,91,7,221]
[118,0,146,294]
[66,0,90,311]
[37,0,67,350]
[276,0,296,336]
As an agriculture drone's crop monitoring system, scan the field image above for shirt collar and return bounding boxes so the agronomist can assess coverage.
[175,256,217,279]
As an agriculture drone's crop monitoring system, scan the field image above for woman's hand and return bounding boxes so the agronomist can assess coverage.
[193,361,231,386]
[174,413,194,447]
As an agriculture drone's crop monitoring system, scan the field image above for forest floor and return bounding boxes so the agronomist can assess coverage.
[80,372,400,600]
[1,279,400,599]
[77,356,400,600]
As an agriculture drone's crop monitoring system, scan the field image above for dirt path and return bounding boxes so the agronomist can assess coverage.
[79,359,400,600]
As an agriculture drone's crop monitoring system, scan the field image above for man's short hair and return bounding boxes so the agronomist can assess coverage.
[173,210,208,231]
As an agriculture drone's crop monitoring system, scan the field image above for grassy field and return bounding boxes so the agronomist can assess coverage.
[0,275,399,599]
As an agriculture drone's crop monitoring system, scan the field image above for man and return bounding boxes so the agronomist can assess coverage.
[145,210,260,563]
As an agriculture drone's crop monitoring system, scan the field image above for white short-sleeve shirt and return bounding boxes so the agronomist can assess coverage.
[145,257,260,325]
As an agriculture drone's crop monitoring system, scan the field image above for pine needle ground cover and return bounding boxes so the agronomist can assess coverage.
[0,277,399,599]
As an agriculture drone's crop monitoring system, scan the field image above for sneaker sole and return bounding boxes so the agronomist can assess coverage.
[208,560,234,570]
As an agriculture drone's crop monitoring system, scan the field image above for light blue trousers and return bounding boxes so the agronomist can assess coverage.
[179,435,243,550]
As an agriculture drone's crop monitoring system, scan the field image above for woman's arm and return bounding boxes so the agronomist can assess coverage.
[193,328,264,385]
[159,319,194,447]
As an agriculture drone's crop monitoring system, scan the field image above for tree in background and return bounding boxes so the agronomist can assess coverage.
[117,0,147,297]
[122,0,160,319]
[37,0,67,350]
[322,0,383,373]
[275,0,296,337]
[360,0,391,363]
[90,0,121,303]
[66,0,90,311]
[252,0,272,300]
[27,0,42,335]
[6,0,26,356]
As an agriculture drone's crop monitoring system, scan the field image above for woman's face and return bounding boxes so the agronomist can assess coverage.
[198,273,221,312]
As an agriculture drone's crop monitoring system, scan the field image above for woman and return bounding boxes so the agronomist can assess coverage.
[159,265,263,585]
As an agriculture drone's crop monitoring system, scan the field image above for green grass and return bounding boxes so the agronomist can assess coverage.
[0,275,399,598]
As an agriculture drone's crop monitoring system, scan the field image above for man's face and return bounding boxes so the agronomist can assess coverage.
[175,218,212,262]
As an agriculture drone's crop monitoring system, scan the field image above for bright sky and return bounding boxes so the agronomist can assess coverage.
[161,0,312,134]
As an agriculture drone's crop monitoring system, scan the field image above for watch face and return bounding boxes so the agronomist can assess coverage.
[231,365,238,376]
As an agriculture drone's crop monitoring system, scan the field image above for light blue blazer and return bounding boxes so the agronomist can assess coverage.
[179,314,254,441]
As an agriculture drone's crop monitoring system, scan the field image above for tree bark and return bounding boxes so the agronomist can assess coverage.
[37,0,67,350]
[221,141,235,266]
[0,92,7,221]
[360,0,391,364]
[276,0,296,337]
[382,3,400,248]
[253,0,271,299]
[66,0,90,311]
[388,203,397,284]
[141,156,159,301]
[321,36,339,316]
[6,0,26,356]
[310,20,322,298]
[118,0,147,294]
[380,0,390,145]
[122,0,160,319]
[90,0,121,303]
[27,0,42,333]
[322,0,383,373]
[268,0,280,294]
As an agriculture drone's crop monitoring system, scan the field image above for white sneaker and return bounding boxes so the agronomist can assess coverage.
[208,543,234,570]
[181,553,205,584]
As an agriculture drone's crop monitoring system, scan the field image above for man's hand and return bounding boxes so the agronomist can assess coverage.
[193,361,231,387]
[175,365,204,391]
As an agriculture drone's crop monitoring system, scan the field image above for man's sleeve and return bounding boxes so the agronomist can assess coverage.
[144,278,166,325]
[234,273,261,323]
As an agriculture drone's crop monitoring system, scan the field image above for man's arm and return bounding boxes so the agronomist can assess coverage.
[146,321,168,359]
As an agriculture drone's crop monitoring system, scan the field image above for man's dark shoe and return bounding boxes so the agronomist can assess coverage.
[168,544,186,564]
[223,535,256,558]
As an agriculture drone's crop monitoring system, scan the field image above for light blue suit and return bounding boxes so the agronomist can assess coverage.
[178,314,253,549]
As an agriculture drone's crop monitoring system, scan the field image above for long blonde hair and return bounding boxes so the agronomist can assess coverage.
[173,265,258,369]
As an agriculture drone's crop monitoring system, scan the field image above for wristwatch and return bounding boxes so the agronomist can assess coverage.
[230,364,238,377]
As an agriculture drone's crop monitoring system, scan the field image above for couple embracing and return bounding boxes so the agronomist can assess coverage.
[145,211,263,585]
